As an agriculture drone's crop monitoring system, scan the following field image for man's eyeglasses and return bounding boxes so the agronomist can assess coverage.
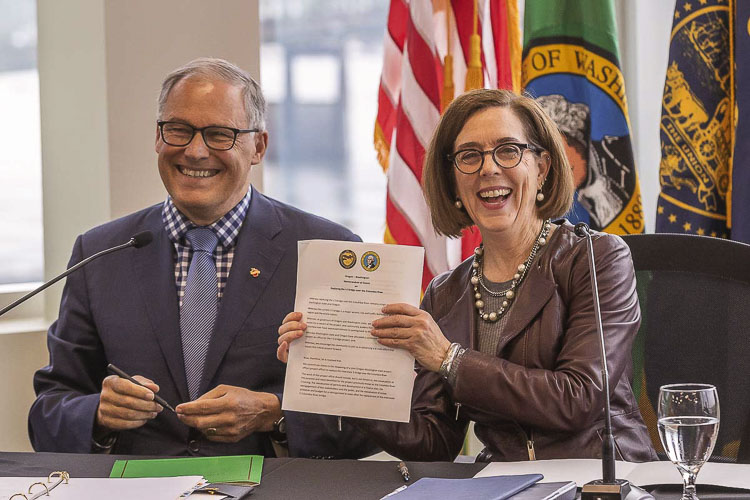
[448,142,542,174]
[157,121,259,151]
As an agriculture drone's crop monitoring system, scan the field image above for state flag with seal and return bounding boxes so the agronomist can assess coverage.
[523,0,644,235]
[655,0,741,241]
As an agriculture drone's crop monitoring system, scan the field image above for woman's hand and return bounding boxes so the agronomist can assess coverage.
[277,311,306,363]
[371,303,452,372]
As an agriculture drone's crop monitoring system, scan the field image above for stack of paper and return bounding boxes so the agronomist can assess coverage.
[475,459,750,490]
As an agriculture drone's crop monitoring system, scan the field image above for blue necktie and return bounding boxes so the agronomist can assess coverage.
[181,227,219,400]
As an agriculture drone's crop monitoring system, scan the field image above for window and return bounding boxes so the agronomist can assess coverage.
[0,0,43,286]
[260,0,387,243]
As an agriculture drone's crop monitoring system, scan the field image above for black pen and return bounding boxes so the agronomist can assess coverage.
[397,461,410,482]
[107,363,176,413]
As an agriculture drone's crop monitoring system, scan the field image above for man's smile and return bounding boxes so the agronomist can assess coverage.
[177,166,220,178]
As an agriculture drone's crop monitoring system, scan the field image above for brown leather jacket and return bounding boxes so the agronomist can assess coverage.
[361,220,657,462]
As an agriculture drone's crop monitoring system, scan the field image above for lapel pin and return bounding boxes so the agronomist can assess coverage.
[249,267,261,278]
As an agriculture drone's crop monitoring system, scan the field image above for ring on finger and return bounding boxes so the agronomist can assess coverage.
[205,427,218,436]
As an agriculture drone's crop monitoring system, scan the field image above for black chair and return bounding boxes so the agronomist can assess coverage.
[621,233,750,463]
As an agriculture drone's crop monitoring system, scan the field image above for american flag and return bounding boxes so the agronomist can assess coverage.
[375,0,521,290]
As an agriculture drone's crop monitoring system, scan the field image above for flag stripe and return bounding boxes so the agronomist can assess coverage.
[387,0,409,52]
[381,31,404,103]
[388,151,450,274]
[399,55,441,150]
[385,201,436,290]
[377,86,397,140]
[393,109,425,181]
[481,0,498,88]
[490,0,514,89]
[448,12,469,96]
[406,3,442,109]
[452,0,479,77]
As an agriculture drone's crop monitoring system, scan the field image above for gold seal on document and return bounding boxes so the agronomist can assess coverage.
[338,250,357,269]
[361,251,380,272]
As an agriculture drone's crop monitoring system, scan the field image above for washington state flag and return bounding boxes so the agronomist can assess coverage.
[523,0,644,234]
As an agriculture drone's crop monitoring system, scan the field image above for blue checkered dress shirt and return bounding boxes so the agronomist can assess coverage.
[162,190,251,307]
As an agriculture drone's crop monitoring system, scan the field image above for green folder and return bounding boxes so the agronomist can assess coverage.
[110,454,263,485]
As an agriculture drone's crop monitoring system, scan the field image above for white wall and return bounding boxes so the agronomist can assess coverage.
[617,0,676,233]
[0,0,261,452]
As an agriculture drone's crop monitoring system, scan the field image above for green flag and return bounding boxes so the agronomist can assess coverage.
[523,0,645,235]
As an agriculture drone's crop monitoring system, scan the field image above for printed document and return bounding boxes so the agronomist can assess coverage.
[282,240,424,422]
[474,459,750,489]
[0,476,210,500]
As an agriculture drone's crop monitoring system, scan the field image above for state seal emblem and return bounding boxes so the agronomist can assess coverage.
[338,249,356,269]
[361,251,380,271]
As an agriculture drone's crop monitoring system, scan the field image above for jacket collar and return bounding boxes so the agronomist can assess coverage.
[498,252,556,351]
[433,223,562,352]
[133,207,189,401]
[133,187,286,402]
[435,263,477,350]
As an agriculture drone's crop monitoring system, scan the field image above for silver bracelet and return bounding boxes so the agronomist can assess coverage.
[439,342,461,379]
[446,347,467,385]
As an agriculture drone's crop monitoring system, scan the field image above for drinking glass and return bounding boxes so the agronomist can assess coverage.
[657,383,720,500]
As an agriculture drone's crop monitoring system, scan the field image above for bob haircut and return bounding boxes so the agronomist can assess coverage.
[423,89,575,238]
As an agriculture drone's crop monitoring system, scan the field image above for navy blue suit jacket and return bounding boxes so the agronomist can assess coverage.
[29,188,378,457]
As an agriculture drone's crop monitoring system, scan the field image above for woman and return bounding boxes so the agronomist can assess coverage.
[278,89,656,462]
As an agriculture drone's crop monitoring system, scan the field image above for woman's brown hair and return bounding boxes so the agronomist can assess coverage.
[423,89,575,237]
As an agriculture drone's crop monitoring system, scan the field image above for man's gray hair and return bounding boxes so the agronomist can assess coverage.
[158,57,266,130]
[536,94,589,148]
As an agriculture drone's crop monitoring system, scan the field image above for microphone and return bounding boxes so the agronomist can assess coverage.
[131,230,153,248]
[576,223,653,500]
[0,231,154,318]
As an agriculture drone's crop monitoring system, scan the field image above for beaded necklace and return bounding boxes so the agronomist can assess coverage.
[470,219,552,322]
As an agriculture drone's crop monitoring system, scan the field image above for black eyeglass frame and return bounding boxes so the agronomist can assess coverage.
[447,142,542,174]
[157,120,260,151]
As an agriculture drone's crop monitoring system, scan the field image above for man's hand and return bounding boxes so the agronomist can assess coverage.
[175,385,281,443]
[96,375,163,431]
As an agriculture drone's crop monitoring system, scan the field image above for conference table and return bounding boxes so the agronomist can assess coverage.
[1,452,749,499]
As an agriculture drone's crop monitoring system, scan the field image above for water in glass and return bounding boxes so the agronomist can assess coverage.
[658,416,719,475]
[657,384,719,500]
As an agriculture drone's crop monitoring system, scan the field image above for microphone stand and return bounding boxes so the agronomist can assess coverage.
[0,232,152,318]
[576,223,653,500]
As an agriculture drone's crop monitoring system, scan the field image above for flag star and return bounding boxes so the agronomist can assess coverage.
[684,2,692,11]
[669,214,677,223]
[699,0,707,4]
[683,222,692,231]
[675,10,681,18]
[710,231,717,237]
[657,206,665,214]
[697,227,705,235]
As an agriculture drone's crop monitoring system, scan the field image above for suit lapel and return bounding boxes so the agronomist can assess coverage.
[496,254,556,352]
[436,264,477,350]
[133,208,189,402]
[437,226,561,354]
[199,189,285,394]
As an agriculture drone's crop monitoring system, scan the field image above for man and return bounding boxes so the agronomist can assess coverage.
[29,58,376,458]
